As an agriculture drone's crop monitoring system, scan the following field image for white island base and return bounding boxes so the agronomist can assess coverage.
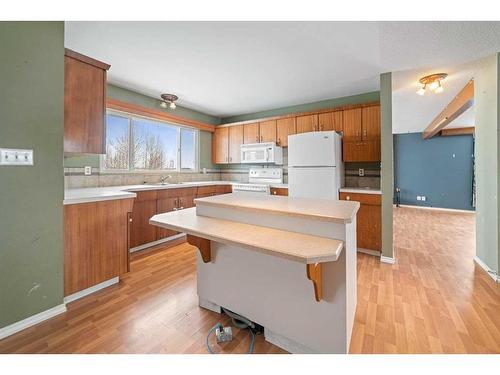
[150,193,359,354]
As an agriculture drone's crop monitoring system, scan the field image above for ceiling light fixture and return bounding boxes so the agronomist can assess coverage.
[160,94,178,109]
[416,73,448,96]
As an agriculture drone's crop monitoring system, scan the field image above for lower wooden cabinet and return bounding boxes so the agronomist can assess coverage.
[131,185,233,248]
[270,187,288,196]
[339,192,381,252]
[64,198,134,296]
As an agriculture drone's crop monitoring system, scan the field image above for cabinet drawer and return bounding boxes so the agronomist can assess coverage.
[270,187,288,196]
[157,187,198,199]
[134,190,158,202]
[215,185,233,194]
[197,185,218,195]
[339,192,381,205]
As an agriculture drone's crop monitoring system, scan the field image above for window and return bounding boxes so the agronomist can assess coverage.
[103,111,198,172]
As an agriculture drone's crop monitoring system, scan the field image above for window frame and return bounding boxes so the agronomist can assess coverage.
[101,109,199,174]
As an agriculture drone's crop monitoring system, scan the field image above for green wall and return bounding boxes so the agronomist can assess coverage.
[380,73,394,260]
[221,91,380,124]
[64,84,220,169]
[475,53,499,273]
[0,22,65,328]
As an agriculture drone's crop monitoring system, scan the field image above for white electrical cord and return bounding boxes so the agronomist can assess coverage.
[205,308,256,354]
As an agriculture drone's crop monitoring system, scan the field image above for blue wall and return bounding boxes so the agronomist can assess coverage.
[394,132,474,211]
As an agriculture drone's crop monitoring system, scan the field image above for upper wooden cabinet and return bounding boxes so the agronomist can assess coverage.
[259,120,277,143]
[318,111,343,132]
[244,122,260,144]
[342,108,362,141]
[361,106,381,140]
[64,49,110,154]
[228,125,243,163]
[212,127,229,164]
[296,114,318,134]
[276,117,296,147]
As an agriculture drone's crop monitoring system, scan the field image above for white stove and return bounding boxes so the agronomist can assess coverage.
[231,167,283,195]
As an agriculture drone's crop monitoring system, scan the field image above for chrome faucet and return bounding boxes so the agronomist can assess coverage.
[160,175,172,185]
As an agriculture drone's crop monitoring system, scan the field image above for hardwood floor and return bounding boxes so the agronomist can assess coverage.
[350,206,500,353]
[0,207,498,354]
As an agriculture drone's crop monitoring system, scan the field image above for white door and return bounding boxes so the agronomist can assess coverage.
[288,131,338,167]
[288,167,339,200]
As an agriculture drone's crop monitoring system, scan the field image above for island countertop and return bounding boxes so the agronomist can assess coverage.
[195,193,360,224]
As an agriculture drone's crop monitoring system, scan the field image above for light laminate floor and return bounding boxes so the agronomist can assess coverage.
[1,207,498,354]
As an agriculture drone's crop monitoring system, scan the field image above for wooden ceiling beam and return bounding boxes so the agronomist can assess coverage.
[422,80,474,140]
[440,127,475,136]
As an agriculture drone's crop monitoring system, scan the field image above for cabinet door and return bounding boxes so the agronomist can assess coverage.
[130,193,158,248]
[156,197,178,239]
[178,195,196,209]
[64,55,107,154]
[296,114,318,134]
[342,108,362,141]
[259,120,277,143]
[276,118,296,147]
[362,105,381,141]
[212,127,229,164]
[244,122,260,144]
[342,140,381,162]
[228,125,243,163]
[318,111,343,132]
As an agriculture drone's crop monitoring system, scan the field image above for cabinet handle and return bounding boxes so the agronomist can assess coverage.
[256,136,259,142]
[229,156,232,162]
[129,218,133,223]
[346,196,351,200]
[277,138,281,145]
[363,129,367,138]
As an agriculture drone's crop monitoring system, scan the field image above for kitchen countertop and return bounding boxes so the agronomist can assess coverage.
[64,181,288,205]
[195,193,360,224]
[339,187,382,195]
[150,207,344,264]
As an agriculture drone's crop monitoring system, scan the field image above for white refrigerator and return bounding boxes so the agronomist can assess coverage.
[288,131,344,200]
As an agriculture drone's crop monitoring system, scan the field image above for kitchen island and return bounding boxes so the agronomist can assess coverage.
[150,193,359,353]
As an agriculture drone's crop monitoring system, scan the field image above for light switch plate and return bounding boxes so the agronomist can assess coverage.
[0,148,33,166]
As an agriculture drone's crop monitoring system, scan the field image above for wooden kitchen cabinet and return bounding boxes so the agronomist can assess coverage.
[228,125,243,163]
[342,108,362,141]
[259,120,277,143]
[296,114,318,134]
[361,106,381,140]
[270,187,288,196]
[244,122,260,144]
[343,105,381,162]
[64,49,110,154]
[339,192,381,252]
[318,111,343,132]
[130,190,158,248]
[64,198,134,296]
[276,117,296,147]
[156,196,179,239]
[212,126,229,164]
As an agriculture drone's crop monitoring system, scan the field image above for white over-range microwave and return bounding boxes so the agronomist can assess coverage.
[240,142,283,164]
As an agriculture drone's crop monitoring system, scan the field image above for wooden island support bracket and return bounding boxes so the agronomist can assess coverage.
[186,234,212,263]
[306,263,323,302]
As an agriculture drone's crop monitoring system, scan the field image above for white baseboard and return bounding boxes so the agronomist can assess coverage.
[0,303,67,340]
[129,233,186,253]
[64,276,120,304]
[474,256,500,283]
[380,255,396,264]
[264,328,316,354]
[396,204,475,214]
[358,248,381,256]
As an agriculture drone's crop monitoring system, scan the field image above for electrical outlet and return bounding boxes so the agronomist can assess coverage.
[358,168,365,177]
[421,196,426,202]
[417,196,422,201]
[84,166,92,175]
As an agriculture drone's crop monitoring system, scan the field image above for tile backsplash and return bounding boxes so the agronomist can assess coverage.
[344,162,380,189]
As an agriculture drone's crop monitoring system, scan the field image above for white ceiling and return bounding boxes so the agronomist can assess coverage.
[64,21,500,119]
[392,60,480,134]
